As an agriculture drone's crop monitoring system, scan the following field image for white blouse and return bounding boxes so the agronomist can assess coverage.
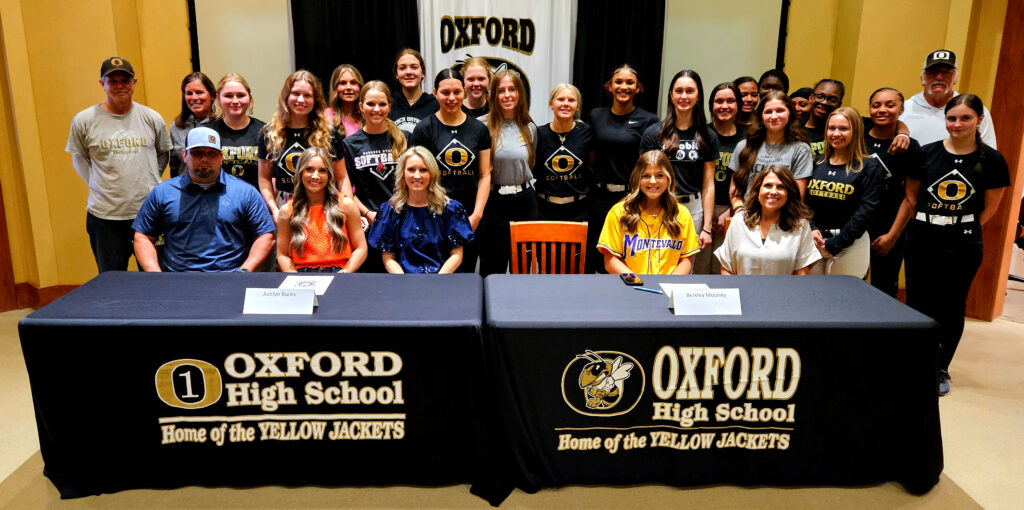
[714,211,821,275]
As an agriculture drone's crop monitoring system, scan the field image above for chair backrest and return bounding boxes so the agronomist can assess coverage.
[509,221,588,274]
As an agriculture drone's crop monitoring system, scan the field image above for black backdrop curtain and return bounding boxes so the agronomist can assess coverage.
[573,0,665,119]
[291,0,420,95]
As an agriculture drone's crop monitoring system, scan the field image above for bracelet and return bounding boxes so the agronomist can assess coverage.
[702,228,712,235]
[731,202,744,210]
[895,133,909,138]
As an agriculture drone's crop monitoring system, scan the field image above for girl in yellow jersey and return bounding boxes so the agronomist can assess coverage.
[598,151,700,274]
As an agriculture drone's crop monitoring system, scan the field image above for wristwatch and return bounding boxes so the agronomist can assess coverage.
[234,268,249,273]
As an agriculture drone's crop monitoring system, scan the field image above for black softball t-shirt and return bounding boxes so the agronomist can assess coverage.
[533,122,593,198]
[214,117,265,189]
[909,142,1010,217]
[257,127,346,195]
[408,114,491,205]
[639,124,721,197]
[709,124,747,206]
[344,129,404,213]
[805,157,884,255]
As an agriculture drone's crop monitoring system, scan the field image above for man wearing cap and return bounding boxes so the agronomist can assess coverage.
[132,127,275,272]
[66,57,173,272]
[900,49,997,148]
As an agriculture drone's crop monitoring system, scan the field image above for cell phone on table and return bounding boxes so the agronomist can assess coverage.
[620,272,644,286]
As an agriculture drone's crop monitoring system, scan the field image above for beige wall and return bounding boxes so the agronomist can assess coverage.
[785,0,1006,111]
[660,0,782,118]
[195,0,293,123]
[0,0,190,287]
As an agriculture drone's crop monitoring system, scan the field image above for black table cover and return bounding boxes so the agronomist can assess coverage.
[19,272,486,498]
[482,274,942,498]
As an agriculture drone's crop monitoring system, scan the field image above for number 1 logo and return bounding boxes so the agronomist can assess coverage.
[155,359,223,409]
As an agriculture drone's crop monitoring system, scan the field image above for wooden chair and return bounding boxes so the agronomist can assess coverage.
[509,221,588,274]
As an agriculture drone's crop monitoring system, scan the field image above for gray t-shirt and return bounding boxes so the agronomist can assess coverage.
[66,103,172,220]
[481,116,537,186]
[169,114,214,177]
[728,139,813,196]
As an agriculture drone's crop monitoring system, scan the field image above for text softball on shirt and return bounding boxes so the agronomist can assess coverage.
[154,351,406,445]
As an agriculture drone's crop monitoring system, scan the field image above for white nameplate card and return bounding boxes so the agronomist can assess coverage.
[670,288,742,315]
[243,288,317,314]
[658,283,710,300]
[279,275,335,296]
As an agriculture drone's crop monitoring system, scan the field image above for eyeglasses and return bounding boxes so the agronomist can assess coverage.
[812,93,841,106]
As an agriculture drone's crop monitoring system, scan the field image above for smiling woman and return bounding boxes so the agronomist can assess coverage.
[479,69,539,276]
[276,147,367,273]
[366,147,475,274]
[257,70,349,223]
[640,69,718,273]
[212,73,265,190]
[408,68,492,273]
[714,165,819,275]
[597,150,699,275]
[170,72,218,177]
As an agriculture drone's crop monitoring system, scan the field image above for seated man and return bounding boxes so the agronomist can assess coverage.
[133,127,275,272]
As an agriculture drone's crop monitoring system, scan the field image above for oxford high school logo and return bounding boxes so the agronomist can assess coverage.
[276,142,306,185]
[438,139,476,175]
[927,169,975,205]
[545,146,581,176]
[562,350,644,417]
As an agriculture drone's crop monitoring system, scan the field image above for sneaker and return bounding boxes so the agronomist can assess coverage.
[938,370,951,396]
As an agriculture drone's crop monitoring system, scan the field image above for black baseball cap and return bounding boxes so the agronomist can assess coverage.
[101,57,135,78]
[923,50,957,70]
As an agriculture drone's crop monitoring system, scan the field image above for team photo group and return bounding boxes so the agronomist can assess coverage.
[67,47,1010,396]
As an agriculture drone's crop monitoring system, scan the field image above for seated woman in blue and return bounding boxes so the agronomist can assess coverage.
[367,146,474,273]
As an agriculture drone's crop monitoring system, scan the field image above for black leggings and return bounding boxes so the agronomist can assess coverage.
[904,221,983,371]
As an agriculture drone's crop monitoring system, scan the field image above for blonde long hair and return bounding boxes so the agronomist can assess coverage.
[359,81,407,160]
[390,147,449,215]
[486,69,535,167]
[288,147,348,256]
[620,151,684,239]
[823,106,868,173]
[264,70,335,161]
[328,64,365,130]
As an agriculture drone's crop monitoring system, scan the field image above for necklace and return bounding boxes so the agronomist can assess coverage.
[553,122,574,146]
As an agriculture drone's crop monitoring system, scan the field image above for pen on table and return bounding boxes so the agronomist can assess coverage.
[634,286,663,294]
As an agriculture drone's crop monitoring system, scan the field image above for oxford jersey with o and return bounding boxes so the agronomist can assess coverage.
[909,141,1009,217]
[214,117,265,189]
[256,127,346,195]
[408,114,491,200]
[533,121,594,197]
[639,125,720,196]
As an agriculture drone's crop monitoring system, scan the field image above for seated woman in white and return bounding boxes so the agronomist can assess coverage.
[715,165,820,275]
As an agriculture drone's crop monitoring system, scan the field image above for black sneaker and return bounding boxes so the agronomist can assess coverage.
[937,370,951,396]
